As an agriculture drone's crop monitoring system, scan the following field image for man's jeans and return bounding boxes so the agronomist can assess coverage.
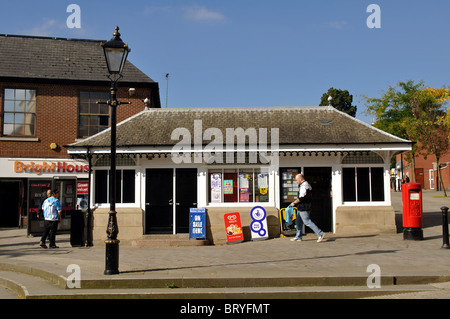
[295,210,323,239]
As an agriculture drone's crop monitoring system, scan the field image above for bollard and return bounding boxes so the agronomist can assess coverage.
[441,206,450,249]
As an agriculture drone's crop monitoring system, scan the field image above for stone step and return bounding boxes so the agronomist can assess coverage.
[130,234,209,247]
[0,270,441,300]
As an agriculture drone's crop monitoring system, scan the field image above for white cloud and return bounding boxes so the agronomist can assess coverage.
[183,5,225,22]
[27,19,58,36]
[329,20,348,30]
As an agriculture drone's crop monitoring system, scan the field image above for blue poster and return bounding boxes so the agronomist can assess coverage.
[189,208,206,239]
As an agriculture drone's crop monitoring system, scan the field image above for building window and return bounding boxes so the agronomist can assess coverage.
[343,167,384,202]
[209,168,269,203]
[94,169,136,204]
[3,89,37,136]
[78,91,110,138]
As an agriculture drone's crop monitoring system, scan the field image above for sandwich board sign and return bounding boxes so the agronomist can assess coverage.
[189,208,206,240]
[250,206,268,241]
[224,212,244,244]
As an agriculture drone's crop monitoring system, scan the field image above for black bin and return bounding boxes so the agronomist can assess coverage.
[70,210,84,247]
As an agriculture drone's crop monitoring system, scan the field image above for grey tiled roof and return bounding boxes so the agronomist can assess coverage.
[68,106,411,149]
[0,34,154,84]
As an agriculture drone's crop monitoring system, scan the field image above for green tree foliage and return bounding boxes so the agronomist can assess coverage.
[364,80,450,193]
[320,88,357,117]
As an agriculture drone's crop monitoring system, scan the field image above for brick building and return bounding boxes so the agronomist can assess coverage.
[396,152,450,190]
[0,34,160,230]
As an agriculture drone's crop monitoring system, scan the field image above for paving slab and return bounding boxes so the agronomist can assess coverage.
[0,190,449,300]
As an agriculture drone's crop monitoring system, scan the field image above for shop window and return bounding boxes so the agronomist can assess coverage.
[343,167,385,202]
[94,169,135,204]
[209,168,269,204]
[78,91,110,138]
[3,89,37,137]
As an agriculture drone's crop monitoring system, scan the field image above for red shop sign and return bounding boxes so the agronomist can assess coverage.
[224,212,244,244]
[76,181,89,195]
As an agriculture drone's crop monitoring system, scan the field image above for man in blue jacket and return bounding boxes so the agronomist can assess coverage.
[39,189,62,249]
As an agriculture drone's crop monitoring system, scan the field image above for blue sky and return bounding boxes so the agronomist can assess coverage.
[1,1,450,124]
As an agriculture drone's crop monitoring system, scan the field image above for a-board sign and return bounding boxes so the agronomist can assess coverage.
[250,206,269,241]
[224,212,244,244]
[189,208,206,240]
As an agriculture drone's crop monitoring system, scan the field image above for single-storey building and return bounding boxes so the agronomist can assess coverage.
[67,105,412,244]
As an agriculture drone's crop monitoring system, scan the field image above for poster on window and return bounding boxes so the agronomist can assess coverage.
[223,179,234,194]
[239,188,249,202]
[210,173,222,203]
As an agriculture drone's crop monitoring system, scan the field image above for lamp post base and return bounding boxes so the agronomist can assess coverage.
[104,239,120,275]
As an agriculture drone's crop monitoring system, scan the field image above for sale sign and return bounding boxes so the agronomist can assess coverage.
[224,212,244,244]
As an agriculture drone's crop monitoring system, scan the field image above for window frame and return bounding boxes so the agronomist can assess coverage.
[78,90,110,138]
[2,88,37,137]
[93,168,137,206]
[342,165,386,203]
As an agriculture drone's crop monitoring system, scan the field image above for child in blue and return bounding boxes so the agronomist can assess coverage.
[39,189,62,249]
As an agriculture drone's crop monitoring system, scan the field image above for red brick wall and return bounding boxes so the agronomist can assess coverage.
[0,81,155,159]
[396,152,450,190]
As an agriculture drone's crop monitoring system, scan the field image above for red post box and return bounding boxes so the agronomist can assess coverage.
[402,183,423,240]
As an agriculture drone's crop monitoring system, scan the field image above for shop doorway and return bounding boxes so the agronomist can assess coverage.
[145,168,197,234]
[303,167,332,232]
[279,167,332,233]
[0,181,24,228]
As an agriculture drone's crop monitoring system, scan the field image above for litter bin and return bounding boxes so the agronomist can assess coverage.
[70,210,85,247]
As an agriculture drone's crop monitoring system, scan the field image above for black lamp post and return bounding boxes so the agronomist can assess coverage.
[99,26,131,275]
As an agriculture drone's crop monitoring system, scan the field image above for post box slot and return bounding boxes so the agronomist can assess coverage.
[409,192,420,200]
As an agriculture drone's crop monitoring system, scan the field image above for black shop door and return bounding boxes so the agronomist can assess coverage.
[175,168,198,233]
[303,167,332,232]
[145,168,197,234]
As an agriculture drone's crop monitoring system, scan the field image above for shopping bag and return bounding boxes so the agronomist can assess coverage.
[285,205,295,223]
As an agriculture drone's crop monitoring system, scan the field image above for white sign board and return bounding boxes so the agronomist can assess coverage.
[250,206,269,241]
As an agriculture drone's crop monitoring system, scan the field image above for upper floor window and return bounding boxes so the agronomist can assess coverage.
[78,91,110,138]
[3,89,37,137]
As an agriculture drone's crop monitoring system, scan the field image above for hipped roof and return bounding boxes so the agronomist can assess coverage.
[67,106,411,150]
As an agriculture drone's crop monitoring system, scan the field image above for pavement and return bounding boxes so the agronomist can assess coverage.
[0,190,449,302]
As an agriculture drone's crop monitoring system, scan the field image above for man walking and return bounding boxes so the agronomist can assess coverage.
[40,189,62,249]
[290,174,325,242]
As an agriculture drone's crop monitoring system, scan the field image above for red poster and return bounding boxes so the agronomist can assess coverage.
[224,212,244,244]
[76,181,89,195]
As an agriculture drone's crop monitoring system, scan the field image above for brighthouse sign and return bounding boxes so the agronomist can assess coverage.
[14,161,89,176]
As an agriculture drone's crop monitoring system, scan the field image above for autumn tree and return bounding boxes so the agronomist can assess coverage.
[364,81,422,181]
[414,87,450,195]
[364,81,450,194]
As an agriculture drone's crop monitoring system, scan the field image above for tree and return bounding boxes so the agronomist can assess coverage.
[412,88,450,195]
[320,88,357,117]
[364,81,450,195]
[363,81,421,181]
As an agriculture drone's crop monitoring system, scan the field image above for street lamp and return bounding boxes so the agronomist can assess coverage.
[99,26,131,275]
